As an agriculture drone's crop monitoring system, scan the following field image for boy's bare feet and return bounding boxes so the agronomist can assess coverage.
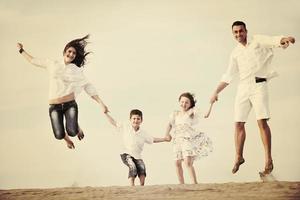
[232,158,245,174]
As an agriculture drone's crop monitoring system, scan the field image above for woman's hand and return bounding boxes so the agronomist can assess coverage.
[17,43,23,50]
[102,105,109,114]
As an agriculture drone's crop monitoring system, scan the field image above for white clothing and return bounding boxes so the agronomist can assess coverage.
[220,35,283,122]
[221,35,283,84]
[235,81,269,122]
[30,58,98,100]
[116,122,153,159]
[169,108,200,131]
[169,108,212,160]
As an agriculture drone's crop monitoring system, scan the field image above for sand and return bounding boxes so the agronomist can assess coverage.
[0,182,299,200]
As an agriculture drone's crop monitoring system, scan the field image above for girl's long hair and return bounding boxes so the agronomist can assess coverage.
[63,34,90,67]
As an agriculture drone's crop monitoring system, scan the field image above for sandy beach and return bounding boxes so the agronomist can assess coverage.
[1,181,299,200]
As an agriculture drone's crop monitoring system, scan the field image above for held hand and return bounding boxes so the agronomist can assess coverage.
[288,36,296,44]
[204,103,214,118]
[102,105,109,114]
[164,135,171,142]
[280,37,296,49]
[17,43,23,50]
[210,93,218,104]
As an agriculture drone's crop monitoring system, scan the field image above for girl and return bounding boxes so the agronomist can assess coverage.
[17,35,108,149]
[165,92,212,184]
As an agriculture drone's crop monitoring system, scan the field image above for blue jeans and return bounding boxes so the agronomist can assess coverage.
[49,100,79,140]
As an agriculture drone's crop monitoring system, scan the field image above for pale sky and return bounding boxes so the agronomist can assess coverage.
[0,0,299,189]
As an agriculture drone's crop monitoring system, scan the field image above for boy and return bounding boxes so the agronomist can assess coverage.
[104,109,167,186]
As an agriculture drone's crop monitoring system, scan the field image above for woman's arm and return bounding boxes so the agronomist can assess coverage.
[91,95,109,113]
[17,43,33,62]
[17,43,47,69]
[104,112,117,127]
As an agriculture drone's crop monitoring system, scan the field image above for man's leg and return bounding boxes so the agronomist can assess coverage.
[257,119,273,174]
[232,122,246,174]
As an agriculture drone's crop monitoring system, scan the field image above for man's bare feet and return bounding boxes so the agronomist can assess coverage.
[77,129,84,141]
[260,160,273,176]
[232,158,245,174]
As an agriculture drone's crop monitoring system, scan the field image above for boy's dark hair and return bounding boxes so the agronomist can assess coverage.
[130,109,143,120]
[63,34,90,68]
[232,21,247,30]
[179,92,196,109]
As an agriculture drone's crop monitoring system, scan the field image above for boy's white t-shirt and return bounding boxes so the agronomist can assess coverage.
[116,122,154,159]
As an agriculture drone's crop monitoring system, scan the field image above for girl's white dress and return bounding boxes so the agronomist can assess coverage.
[169,108,213,160]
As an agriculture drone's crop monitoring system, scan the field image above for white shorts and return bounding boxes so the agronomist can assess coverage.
[234,81,270,122]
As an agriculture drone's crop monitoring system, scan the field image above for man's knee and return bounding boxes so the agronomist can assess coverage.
[257,119,270,130]
[235,122,245,132]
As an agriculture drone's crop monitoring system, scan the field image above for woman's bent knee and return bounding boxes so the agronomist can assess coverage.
[54,131,65,140]
[66,128,78,137]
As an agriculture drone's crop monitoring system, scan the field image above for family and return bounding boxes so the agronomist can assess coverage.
[17,21,295,186]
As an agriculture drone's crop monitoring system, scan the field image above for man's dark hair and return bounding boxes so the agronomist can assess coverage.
[130,109,143,120]
[232,21,247,30]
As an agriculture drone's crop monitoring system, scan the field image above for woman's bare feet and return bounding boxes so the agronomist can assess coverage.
[77,129,84,141]
[64,134,75,149]
[232,158,245,174]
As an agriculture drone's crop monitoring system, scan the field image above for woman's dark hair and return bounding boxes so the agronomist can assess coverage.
[232,21,247,30]
[63,34,90,67]
[130,109,143,120]
[179,92,196,109]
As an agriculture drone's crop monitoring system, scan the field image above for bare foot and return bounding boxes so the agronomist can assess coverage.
[66,140,75,149]
[64,135,75,149]
[232,158,245,174]
[260,160,273,176]
[77,129,84,141]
